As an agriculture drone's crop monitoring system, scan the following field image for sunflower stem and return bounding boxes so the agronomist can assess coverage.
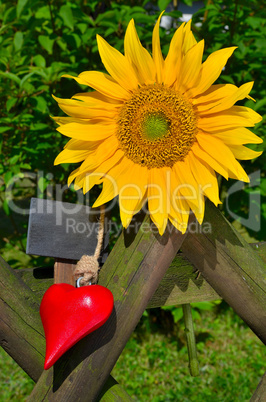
[182,303,199,377]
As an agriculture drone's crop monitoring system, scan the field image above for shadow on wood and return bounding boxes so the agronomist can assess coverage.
[52,308,117,392]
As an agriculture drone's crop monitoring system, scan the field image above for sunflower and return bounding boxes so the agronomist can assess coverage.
[53,13,262,235]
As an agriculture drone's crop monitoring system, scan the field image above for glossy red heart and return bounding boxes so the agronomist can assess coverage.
[40,283,114,370]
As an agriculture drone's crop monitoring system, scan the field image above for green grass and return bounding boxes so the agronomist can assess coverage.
[111,305,265,401]
[0,305,264,401]
[0,351,34,401]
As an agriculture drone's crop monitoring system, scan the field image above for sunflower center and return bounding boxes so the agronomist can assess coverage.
[142,113,169,141]
[116,84,197,169]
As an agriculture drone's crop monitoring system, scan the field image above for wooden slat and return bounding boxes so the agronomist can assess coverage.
[54,259,76,286]
[149,253,220,307]
[0,256,45,381]
[28,214,190,401]
[250,371,266,401]
[182,200,266,345]
[17,243,266,308]
[17,252,221,307]
[0,256,133,401]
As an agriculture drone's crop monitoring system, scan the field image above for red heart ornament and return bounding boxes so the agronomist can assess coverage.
[40,283,114,370]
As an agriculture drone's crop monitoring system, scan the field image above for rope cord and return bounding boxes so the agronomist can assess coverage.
[74,206,105,286]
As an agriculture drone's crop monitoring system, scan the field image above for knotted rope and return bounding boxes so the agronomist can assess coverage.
[74,206,105,286]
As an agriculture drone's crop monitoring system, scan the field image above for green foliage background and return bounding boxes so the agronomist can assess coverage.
[0,0,265,400]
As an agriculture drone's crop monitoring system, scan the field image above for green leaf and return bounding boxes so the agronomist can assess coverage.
[33,55,46,68]
[158,0,171,11]
[59,5,74,30]
[20,72,36,88]
[191,301,215,311]
[0,126,12,134]
[20,163,31,169]
[16,0,29,18]
[6,98,17,112]
[38,177,48,193]
[35,5,50,20]
[172,307,183,323]
[9,154,21,165]
[34,96,47,112]
[14,31,23,52]
[2,199,10,216]
[4,171,13,186]
[0,71,21,85]
[38,35,54,54]
[95,11,116,24]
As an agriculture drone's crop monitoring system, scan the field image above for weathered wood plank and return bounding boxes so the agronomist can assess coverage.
[0,256,45,381]
[0,257,133,401]
[250,242,266,263]
[28,214,189,401]
[250,371,266,401]
[17,252,221,306]
[149,252,220,307]
[98,376,135,402]
[54,259,76,286]
[17,243,266,308]
[182,200,266,344]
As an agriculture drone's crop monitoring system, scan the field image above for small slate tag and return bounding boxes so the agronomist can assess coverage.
[26,198,108,262]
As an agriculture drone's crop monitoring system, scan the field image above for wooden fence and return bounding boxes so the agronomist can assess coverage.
[0,200,265,400]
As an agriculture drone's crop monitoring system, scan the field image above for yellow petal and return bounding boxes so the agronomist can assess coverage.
[73,90,123,105]
[229,106,262,124]
[54,148,91,165]
[64,138,99,151]
[96,34,139,91]
[83,173,104,193]
[194,83,250,112]
[228,145,262,160]
[63,72,129,100]
[186,151,221,206]
[197,82,254,115]
[213,127,263,145]
[93,158,129,207]
[191,142,229,179]
[197,133,249,182]
[118,162,148,228]
[182,20,197,54]
[73,173,86,191]
[198,106,262,131]
[52,116,82,126]
[82,150,125,194]
[66,137,120,187]
[188,47,237,97]
[164,22,185,86]
[56,121,116,141]
[74,150,125,194]
[169,215,187,234]
[152,11,165,83]
[76,136,120,175]
[169,169,190,230]
[148,168,168,235]
[173,160,205,224]
[178,39,204,92]
[68,167,80,186]
[124,19,156,84]
[173,163,198,209]
[53,94,119,119]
